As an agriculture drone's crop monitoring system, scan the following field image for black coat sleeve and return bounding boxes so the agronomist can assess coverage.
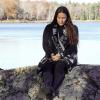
[42,25,53,58]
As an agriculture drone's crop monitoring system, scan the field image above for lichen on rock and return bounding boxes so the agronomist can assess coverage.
[0,64,100,100]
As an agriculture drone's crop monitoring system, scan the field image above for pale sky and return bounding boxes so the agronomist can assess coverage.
[21,0,100,3]
[48,0,100,3]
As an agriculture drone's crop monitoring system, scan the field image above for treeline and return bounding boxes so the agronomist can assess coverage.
[0,0,100,22]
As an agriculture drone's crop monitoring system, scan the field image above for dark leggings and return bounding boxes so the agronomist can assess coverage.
[42,60,69,94]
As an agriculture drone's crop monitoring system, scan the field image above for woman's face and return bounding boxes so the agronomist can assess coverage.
[57,12,67,26]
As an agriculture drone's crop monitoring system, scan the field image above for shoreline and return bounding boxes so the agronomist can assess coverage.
[0,20,100,23]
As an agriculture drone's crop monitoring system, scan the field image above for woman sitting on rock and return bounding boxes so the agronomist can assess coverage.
[38,6,79,100]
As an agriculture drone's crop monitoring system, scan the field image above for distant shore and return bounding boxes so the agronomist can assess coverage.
[0,20,49,23]
[0,20,100,23]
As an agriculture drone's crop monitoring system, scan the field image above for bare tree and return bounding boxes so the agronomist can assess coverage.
[0,1,5,20]
[3,0,19,19]
[19,0,36,20]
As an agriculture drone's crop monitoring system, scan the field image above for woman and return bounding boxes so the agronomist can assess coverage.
[38,6,79,100]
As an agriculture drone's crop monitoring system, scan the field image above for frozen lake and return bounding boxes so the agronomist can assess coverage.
[0,22,100,69]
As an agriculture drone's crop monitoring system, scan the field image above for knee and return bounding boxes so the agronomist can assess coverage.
[39,61,53,72]
[56,60,65,67]
[55,60,65,71]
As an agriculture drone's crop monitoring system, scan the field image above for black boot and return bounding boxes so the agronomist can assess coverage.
[46,93,54,100]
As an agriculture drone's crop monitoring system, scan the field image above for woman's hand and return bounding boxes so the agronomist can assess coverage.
[51,53,61,61]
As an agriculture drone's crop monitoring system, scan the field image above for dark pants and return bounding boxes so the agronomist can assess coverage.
[42,60,69,95]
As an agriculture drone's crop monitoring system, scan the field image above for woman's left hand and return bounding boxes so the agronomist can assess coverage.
[51,53,61,61]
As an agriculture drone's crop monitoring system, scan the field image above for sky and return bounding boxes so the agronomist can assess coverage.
[21,0,100,3]
[48,0,100,3]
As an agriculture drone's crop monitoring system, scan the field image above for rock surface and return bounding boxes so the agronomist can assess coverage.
[0,64,100,100]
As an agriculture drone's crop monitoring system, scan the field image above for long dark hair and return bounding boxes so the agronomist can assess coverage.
[51,6,78,45]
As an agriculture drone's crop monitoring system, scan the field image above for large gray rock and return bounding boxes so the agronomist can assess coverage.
[0,64,100,100]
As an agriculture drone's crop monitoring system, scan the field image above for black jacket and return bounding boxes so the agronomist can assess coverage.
[42,23,79,58]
